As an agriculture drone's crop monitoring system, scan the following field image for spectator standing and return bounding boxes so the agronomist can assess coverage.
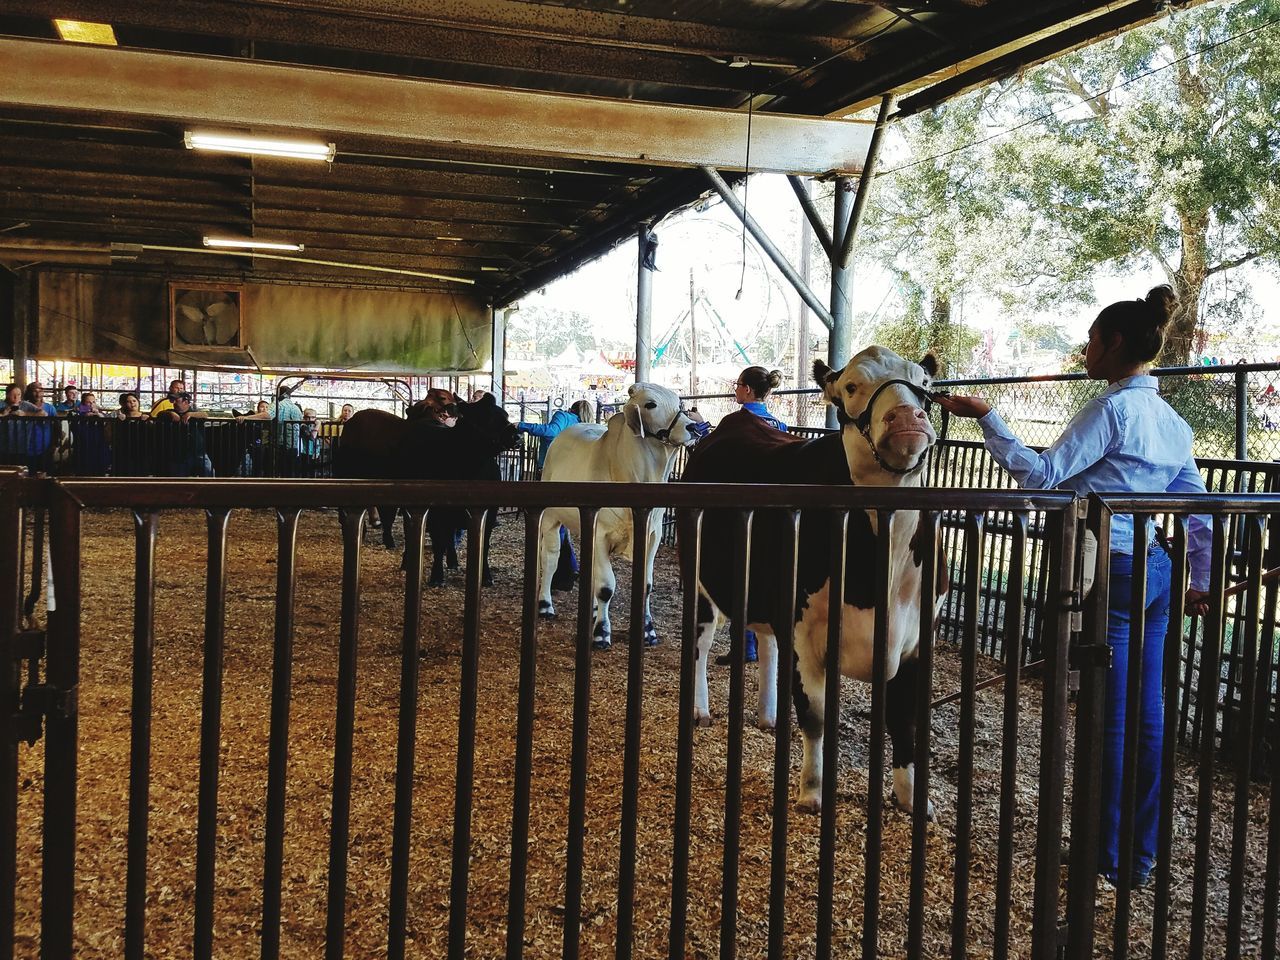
[0,384,45,468]
[23,383,59,473]
[70,391,110,475]
[113,392,150,476]
[239,385,304,475]
[55,385,79,413]
[339,403,355,423]
[156,392,213,476]
[117,392,148,419]
[939,285,1211,888]
[517,399,593,591]
[150,379,187,416]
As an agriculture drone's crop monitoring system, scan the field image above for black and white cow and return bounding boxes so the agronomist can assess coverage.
[678,347,946,813]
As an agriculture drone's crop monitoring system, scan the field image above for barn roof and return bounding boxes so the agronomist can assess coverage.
[0,1,1197,307]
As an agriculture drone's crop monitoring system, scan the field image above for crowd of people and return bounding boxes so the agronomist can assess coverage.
[0,378,360,478]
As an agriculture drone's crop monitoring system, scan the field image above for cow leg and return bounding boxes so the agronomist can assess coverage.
[480,510,496,587]
[793,639,827,813]
[887,656,934,820]
[426,518,447,587]
[756,631,778,731]
[641,516,662,646]
[380,506,398,550]
[591,552,617,651]
[536,518,561,618]
[692,592,720,727]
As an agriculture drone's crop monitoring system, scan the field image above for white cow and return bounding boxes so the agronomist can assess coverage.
[535,383,699,649]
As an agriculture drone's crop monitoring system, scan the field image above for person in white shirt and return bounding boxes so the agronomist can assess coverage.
[939,285,1210,889]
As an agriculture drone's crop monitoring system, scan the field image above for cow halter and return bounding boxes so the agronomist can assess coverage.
[835,378,947,476]
[651,403,692,447]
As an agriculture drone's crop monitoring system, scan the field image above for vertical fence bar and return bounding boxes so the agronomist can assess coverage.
[1066,502,1110,960]
[616,507,653,960]
[124,511,159,960]
[668,509,701,960]
[507,509,545,960]
[193,508,230,960]
[324,508,365,960]
[563,507,597,960]
[720,509,753,960]
[261,508,301,960]
[906,511,938,958]
[951,512,983,960]
[448,508,490,960]
[767,511,799,960]
[0,472,23,960]
[1189,516,1229,960]
[863,508,893,960]
[1226,515,1264,960]
[1153,517,1187,960]
[1236,368,1248,461]
[993,512,1027,960]
[387,509,425,960]
[1112,518,1149,958]
[815,510,848,960]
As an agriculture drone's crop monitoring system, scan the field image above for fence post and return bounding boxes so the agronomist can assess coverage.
[0,470,24,960]
[1236,368,1248,461]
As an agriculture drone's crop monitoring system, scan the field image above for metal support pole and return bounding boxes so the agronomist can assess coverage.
[700,166,835,332]
[1236,367,1248,461]
[8,273,31,389]
[797,184,812,427]
[837,94,895,270]
[490,305,507,401]
[826,178,854,429]
[786,175,833,257]
[635,224,654,384]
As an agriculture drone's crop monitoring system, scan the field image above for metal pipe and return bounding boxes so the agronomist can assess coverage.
[1236,368,1248,460]
[139,244,474,286]
[837,94,894,270]
[826,177,853,429]
[700,166,835,332]
[635,224,654,383]
[786,175,833,257]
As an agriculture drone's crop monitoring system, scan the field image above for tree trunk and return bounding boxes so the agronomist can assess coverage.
[1161,210,1209,366]
[928,293,951,351]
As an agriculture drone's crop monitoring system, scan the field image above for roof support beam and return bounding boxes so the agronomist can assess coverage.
[0,38,872,176]
[836,94,893,270]
[701,166,835,332]
[786,176,833,259]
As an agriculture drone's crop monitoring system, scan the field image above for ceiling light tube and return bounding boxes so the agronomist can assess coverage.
[203,236,304,252]
[184,130,335,162]
[54,20,118,45]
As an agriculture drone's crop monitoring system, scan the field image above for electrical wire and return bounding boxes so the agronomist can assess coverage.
[876,11,1280,180]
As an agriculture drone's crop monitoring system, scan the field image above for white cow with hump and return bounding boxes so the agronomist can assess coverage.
[535,383,699,650]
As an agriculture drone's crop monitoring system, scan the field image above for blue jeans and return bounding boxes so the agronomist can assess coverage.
[1100,547,1172,881]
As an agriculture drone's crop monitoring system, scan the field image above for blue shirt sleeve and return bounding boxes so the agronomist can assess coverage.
[1166,454,1213,592]
[518,418,561,439]
[978,401,1120,489]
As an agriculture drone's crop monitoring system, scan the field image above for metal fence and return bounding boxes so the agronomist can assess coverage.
[682,361,1280,462]
[3,474,1277,957]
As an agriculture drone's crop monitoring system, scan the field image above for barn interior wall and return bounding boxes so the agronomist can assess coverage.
[30,271,492,374]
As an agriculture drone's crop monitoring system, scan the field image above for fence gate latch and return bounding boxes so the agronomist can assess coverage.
[14,681,77,747]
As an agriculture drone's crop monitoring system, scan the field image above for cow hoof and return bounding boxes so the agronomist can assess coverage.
[796,793,822,815]
[428,575,445,587]
[643,620,659,646]
[592,637,612,651]
[537,602,555,619]
[890,793,936,822]
[693,709,714,728]
[757,717,776,732]
[482,572,495,587]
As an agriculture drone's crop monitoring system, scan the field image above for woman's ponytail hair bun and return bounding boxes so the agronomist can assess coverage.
[1095,284,1178,364]
[738,365,782,399]
[1144,284,1177,329]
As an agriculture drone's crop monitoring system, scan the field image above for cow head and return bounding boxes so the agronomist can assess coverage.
[814,347,940,481]
[622,382,697,447]
[408,388,458,425]
[453,391,519,453]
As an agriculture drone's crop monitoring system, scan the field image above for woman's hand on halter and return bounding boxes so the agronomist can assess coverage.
[936,394,991,419]
[1184,588,1209,618]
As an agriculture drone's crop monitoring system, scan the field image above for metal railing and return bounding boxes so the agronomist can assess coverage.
[681,361,1280,461]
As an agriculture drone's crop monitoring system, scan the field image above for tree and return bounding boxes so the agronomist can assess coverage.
[998,0,1280,364]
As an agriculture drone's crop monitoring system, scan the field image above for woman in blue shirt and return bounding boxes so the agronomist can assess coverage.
[939,286,1211,888]
[733,366,788,432]
[518,400,593,591]
[716,366,788,666]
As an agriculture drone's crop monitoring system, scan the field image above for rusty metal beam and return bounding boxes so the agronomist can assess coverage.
[835,94,892,270]
[0,38,873,175]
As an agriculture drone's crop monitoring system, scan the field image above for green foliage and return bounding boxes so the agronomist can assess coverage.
[509,304,597,358]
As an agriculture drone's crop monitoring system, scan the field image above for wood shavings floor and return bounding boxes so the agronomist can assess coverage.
[11,509,1271,958]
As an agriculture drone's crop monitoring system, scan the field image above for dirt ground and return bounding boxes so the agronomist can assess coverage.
[11,509,1273,958]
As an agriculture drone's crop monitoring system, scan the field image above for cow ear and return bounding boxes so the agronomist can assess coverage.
[627,383,642,397]
[812,358,841,401]
[624,402,645,438]
[919,353,939,377]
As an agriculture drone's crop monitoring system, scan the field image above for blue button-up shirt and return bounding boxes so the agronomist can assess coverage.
[978,375,1211,590]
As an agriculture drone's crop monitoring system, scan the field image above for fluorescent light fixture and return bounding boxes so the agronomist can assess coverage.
[437,236,464,242]
[480,266,502,271]
[203,236,304,252]
[184,130,335,162]
[54,20,118,45]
